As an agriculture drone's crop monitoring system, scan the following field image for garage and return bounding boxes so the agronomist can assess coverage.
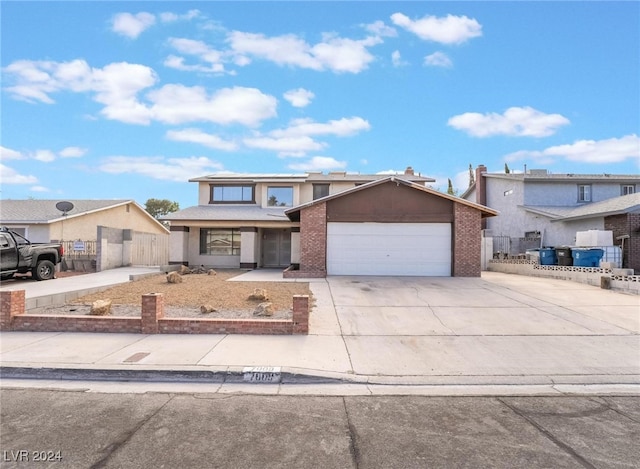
[285,177,497,278]
[327,222,451,276]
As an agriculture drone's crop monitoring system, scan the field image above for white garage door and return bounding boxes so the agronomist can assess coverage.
[327,222,451,276]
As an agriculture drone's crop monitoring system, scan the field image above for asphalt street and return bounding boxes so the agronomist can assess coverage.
[1,389,638,469]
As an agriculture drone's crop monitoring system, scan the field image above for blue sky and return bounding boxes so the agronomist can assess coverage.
[2,1,639,210]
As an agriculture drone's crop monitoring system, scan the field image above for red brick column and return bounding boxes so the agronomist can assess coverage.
[454,203,482,277]
[141,293,164,334]
[299,203,327,276]
[0,290,25,331]
[292,295,309,334]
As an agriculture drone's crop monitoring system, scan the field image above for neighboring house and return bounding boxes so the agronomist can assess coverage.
[462,166,640,271]
[163,168,497,277]
[0,199,170,270]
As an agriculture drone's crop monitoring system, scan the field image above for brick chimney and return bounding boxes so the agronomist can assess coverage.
[475,165,488,229]
[404,166,415,176]
[475,165,487,206]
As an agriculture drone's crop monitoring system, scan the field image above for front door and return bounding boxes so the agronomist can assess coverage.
[262,229,291,268]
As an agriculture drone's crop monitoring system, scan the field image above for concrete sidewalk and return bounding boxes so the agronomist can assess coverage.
[1,270,639,395]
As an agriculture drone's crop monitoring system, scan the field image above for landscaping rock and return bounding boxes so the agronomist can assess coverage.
[167,271,183,284]
[207,269,217,276]
[90,299,112,316]
[178,265,190,275]
[248,288,269,301]
[200,305,217,314]
[253,302,274,317]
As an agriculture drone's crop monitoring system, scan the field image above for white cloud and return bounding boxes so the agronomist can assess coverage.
[272,117,371,138]
[283,88,315,107]
[448,106,570,137]
[505,134,640,165]
[288,156,347,171]
[0,146,24,160]
[59,147,87,158]
[227,31,380,74]
[0,164,38,184]
[112,12,156,39]
[424,51,453,68]
[364,20,397,38]
[166,128,238,151]
[165,37,227,74]
[160,10,200,23]
[244,136,326,157]
[147,85,277,127]
[391,13,483,45]
[99,156,223,182]
[391,50,407,67]
[3,59,278,128]
[34,150,56,162]
[3,59,158,124]
[30,186,50,192]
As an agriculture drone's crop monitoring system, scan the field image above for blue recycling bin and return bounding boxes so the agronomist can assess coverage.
[539,248,557,265]
[571,248,604,267]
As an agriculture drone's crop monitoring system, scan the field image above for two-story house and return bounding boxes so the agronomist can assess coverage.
[163,167,498,277]
[463,166,640,271]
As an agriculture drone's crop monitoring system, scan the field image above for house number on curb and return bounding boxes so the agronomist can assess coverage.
[242,366,281,383]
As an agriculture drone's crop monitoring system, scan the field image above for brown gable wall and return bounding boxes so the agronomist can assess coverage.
[453,203,482,277]
[326,182,454,223]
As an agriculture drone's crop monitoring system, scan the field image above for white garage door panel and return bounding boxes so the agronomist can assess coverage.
[327,223,451,276]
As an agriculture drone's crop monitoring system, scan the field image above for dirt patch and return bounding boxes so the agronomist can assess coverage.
[34,270,311,320]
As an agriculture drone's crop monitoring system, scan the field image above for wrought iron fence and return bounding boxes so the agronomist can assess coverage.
[60,240,97,259]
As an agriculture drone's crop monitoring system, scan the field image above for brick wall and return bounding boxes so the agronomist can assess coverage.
[0,291,310,335]
[454,203,482,277]
[605,213,640,273]
[0,291,25,330]
[11,315,140,333]
[298,203,327,276]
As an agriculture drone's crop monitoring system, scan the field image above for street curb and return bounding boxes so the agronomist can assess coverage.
[0,366,345,384]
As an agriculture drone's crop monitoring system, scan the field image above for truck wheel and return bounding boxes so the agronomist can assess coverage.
[33,260,55,281]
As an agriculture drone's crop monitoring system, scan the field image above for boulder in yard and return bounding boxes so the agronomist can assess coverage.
[200,305,217,314]
[248,288,269,301]
[90,299,112,316]
[207,269,217,276]
[178,265,191,275]
[253,302,274,317]
[166,271,183,284]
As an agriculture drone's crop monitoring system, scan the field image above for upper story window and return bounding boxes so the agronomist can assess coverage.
[210,185,255,204]
[267,186,293,207]
[621,184,636,195]
[578,184,591,202]
[313,184,330,200]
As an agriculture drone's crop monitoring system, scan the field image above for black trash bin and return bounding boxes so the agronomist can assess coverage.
[556,247,573,266]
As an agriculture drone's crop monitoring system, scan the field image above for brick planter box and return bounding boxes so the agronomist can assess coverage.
[0,291,310,335]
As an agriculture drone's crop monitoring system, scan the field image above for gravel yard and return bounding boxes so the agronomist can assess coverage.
[34,270,312,320]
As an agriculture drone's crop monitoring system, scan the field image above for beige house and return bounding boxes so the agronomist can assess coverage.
[0,200,170,271]
[164,168,498,277]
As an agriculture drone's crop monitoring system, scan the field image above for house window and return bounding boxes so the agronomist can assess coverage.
[578,184,591,202]
[621,185,636,195]
[200,229,241,256]
[313,184,330,200]
[267,186,293,207]
[210,185,255,204]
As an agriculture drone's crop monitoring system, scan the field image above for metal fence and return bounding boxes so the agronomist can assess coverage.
[61,240,97,259]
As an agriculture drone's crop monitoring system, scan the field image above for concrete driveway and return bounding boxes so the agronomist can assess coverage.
[313,272,640,383]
